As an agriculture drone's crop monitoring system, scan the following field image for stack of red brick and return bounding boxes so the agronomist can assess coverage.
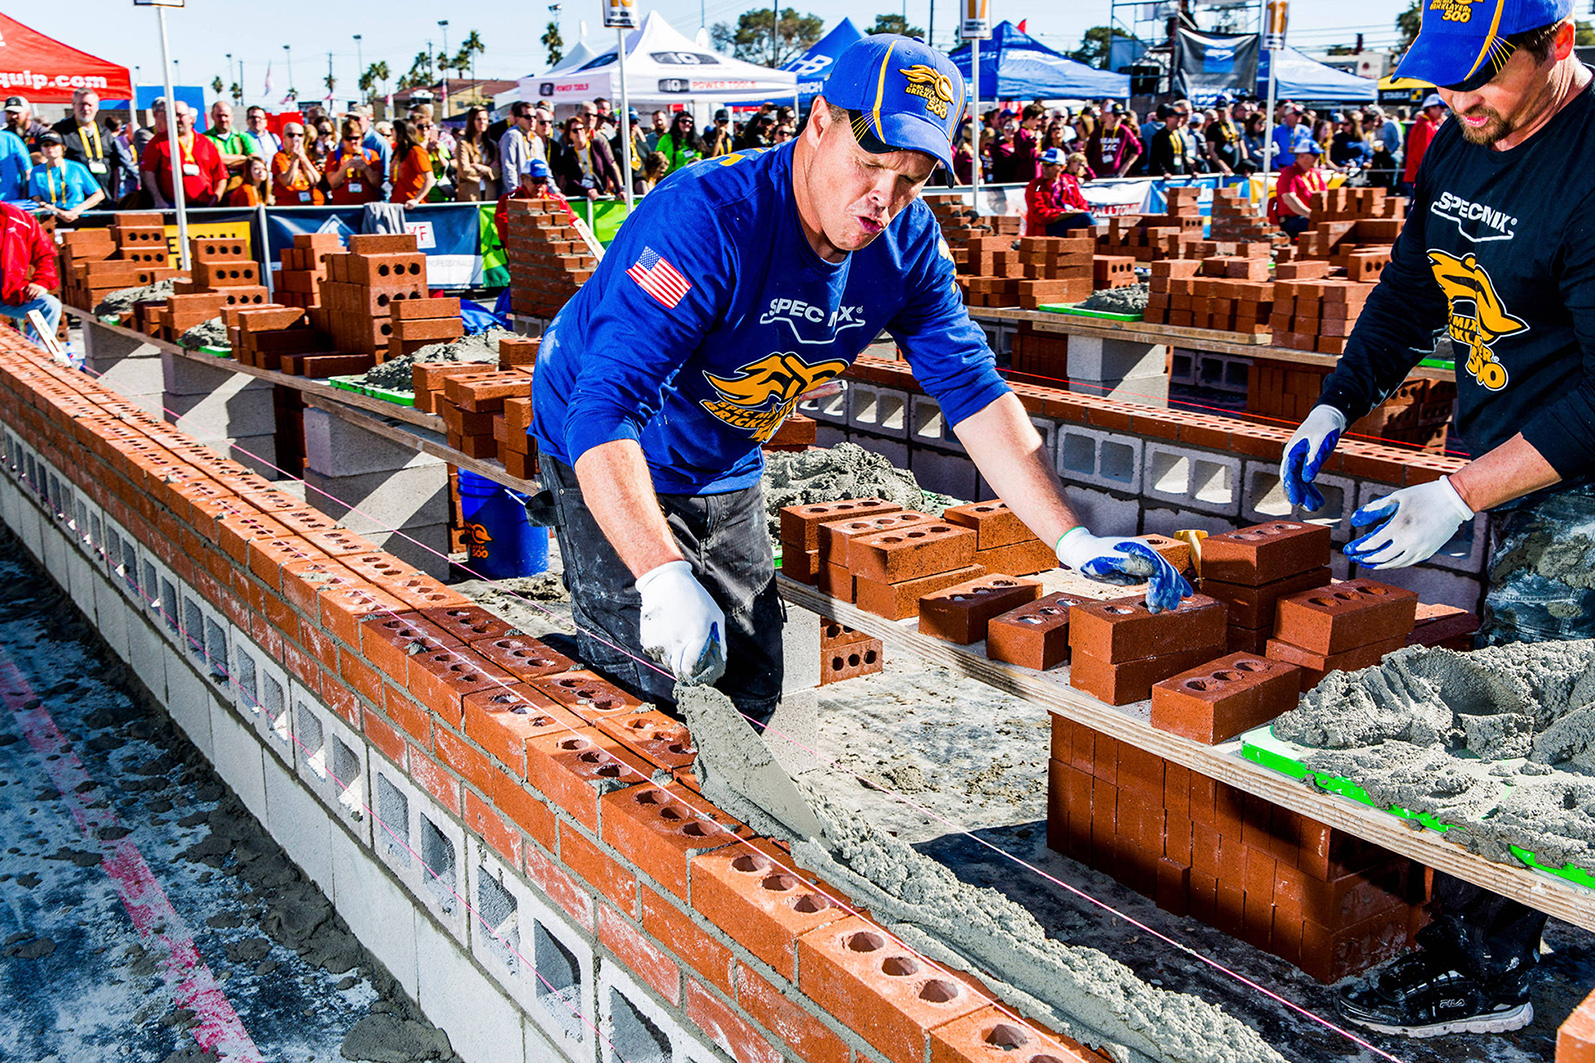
[1068,593,1229,705]
[438,369,533,461]
[152,237,271,340]
[500,198,596,319]
[1266,578,1418,691]
[1143,257,1273,334]
[391,297,465,359]
[1095,187,1205,261]
[1293,188,1403,270]
[1201,521,1333,655]
[1048,716,1432,982]
[57,215,185,315]
[1270,278,1374,354]
[1008,321,1070,379]
[818,618,884,685]
[278,232,338,312]
[320,234,430,358]
[1248,353,1457,452]
[1206,185,1276,244]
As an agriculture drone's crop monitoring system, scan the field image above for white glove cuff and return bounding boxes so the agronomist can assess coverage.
[635,559,692,595]
[1438,476,1476,521]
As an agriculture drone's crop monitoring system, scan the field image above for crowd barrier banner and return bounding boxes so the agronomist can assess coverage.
[262,204,483,288]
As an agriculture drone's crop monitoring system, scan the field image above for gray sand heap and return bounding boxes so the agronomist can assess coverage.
[1273,640,1595,867]
[761,442,949,545]
[179,317,228,349]
[680,683,1282,1063]
[94,279,176,317]
[1078,283,1149,315]
[359,327,515,391]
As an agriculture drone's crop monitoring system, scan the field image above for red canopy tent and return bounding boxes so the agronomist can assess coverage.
[0,15,131,104]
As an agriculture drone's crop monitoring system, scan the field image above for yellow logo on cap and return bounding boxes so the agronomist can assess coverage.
[900,64,954,119]
[1428,0,1477,23]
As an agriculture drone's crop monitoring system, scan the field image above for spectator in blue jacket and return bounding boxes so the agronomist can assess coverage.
[29,132,105,220]
[0,126,29,201]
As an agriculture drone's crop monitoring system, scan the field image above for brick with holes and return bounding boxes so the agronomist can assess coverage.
[940,499,1035,549]
[1068,594,1227,663]
[818,510,937,566]
[985,592,1085,670]
[1151,653,1303,744]
[1200,522,1332,586]
[820,636,884,685]
[849,522,977,584]
[1265,635,1409,691]
[596,710,699,772]
[691,836,849,981]
[1070,645,1221,706]
[1273,578,1418,655]
[779,498,903,553]
[917,574,1042,644]
[854,564,987,621]
[528,669,648,725]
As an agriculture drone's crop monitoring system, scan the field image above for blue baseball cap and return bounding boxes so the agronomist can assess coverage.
[1040,147,1067,166]
[528,158,551,180]
[1289,130,1323,155]
[821,34,964,169]
[1394,0,1572,91]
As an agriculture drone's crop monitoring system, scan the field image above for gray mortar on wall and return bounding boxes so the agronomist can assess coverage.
[1273,641,1595,868]
[359,328,515,390]
[679,682,1282,1063]
[760,442,951,545]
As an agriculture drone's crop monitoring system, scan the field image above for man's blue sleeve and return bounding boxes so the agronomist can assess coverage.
[559,188,736,464]
[887,232,1010,427]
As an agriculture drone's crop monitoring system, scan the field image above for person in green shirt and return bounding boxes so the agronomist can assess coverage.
[654,111,704,175]
[205,102,251,168]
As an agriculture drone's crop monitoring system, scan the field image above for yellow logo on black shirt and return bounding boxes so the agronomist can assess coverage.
[1429,249,1525,391]
[901,65,955,119]
[1429,0,1476,21]
[701,352,849,442]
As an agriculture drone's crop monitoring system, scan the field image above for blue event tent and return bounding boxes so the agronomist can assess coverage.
[949,22,1129,101]
[730,18,865,107]
[100,85,207,116]
[1259,47,1376,104]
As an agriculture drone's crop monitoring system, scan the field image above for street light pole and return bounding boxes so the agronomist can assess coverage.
[354,35,364,104]
[438,21,450,118]
[284,44,294,103]
[153,5,188,271]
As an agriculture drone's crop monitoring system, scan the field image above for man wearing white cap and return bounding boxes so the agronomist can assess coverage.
[1283,0,1595,1037]
[529,36,1190,726]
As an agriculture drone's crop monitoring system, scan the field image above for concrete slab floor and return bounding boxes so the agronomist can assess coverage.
[0,538,459,1063]
[463,561,1595,1063]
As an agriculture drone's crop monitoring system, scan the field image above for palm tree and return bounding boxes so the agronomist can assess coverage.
[210,75,224,96]
[229,82,242,104]
[459,30,486,95]
[542,22,564,67]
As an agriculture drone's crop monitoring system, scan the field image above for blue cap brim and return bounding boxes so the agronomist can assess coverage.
[855,109,954,170]
[1393,21,1514,90]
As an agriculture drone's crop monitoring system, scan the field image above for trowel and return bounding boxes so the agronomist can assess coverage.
[676,682,831,849]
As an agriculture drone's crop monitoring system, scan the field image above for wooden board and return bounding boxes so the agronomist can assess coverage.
[776,573,1595,933]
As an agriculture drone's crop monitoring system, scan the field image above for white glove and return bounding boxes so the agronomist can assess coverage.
[635,560,727,685]
[1280,405,1349,511]
[1055,528,1193,613]
[1344,478,1474,569]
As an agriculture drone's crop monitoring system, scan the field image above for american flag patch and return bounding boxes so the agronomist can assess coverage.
[626,246,692,308]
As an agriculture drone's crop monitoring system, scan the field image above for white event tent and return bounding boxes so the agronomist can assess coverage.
[521,12,796,107]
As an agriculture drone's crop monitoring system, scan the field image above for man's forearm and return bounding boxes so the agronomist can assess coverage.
[1448,433,1561,513]
[954,392,1083,549]
[572,439,685,578]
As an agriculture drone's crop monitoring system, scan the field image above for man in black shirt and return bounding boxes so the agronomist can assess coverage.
[1281,0,1594,1039]
[1146,104,1189,176]
[53,89,112,196]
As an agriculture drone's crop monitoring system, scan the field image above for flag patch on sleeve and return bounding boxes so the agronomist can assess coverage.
[626,246,692,308]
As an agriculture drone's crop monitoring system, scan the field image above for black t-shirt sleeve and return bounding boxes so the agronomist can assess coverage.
[1318,168,1448,422]
[1522,186,1595,476]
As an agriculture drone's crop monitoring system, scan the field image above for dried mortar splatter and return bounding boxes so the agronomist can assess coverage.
[1078,283,1149,315]
[359,327,514,390]
[761,441,950,545]
[179,317,228,349]
[94,279,176,316]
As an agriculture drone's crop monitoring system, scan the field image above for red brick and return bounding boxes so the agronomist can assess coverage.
[434,724,495,795]
[216,510,290,564]
[1069,594,1227,663]
[560,821,639,913]
[685,979,782,1063]
[1201,567,1332,630]
[1151,653,1302,744]
[986,592,1083,670]
[1070,645,1221,706]
[462,685,583,776]
[971,538,1058,577]
[797,916,982,1063]
[528,670,648,726]
[780,498,903,552]
[246,535,324,592]
[855,564,988,620]
[405,647,515,727]
[819,635,884,685]
[734,964,850,1063]
[526,729,652,831]
[339,647,387,708]
[407,604,516,644]
[598,903,681,1004]
[383,684,432,745]
[525,841,595,930]
[281,639,322,693]
[1265,634,1409,691]
[1558,987,1595,1063]
[359,613,461,685]
[692,837,849,981]
[596,710,700,773]
[1273,578,1418,655]
[917,574,1042,644]
[929,1006,1107,1063]
[465,787,523,866]
[939,500,1037,550]
[363,705,406,765]
[1200,522,1332,586]
[642,888,736,996]
[467,634,578,680]
[490,767,557,850]
[406,743,462,814]
[850,522,977,584]
[601,783,751,899]
[818,511,937,566]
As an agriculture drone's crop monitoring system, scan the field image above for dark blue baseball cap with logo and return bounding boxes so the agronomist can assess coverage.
[1394,0,1572,91]
[821,34,964,169]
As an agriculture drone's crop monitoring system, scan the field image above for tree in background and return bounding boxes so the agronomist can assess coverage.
[325,70,337,100]
[868,13,924,38]
[211,76,224,96]
[543,21,565,68]
[360,61,391,102]
[397,51,434,91]
[1396,1,1421,51]
[458,30,486,90]
[1069,26,1116,69]
[230,83,243,105]
[1579,20,1595,45]
[711,8,824,66]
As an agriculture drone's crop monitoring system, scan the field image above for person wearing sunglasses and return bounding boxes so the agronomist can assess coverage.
[270,122,324,205]
[653,111,703,175]
[1281,0,1595,1038]
[324,119,382,205]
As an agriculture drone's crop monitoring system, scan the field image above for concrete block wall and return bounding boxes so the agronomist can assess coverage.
[0,332,1109,1063]
[821,356,1487,612]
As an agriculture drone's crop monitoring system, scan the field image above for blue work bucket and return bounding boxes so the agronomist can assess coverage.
[458,468,548,578]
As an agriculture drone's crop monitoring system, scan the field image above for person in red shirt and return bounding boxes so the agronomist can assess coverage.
[0,200,60,343]
[1268,132,1328,237]
[1025,148,1095,236]
[1402,93,1448,192]
[139,100,228,208]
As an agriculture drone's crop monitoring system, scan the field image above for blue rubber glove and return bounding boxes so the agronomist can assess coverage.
[1280,405,1349,511]
[636,560,727,685]
[1055,528,1194,613]
[1344,478,1474,569]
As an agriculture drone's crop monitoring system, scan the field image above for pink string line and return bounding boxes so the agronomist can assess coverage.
[53,343,1408,1060]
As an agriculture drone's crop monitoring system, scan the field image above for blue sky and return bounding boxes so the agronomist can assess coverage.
[29,1,1406,108]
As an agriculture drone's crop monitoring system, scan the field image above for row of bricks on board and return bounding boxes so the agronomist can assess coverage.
[840,352,1467,489]
[501,198,600,320]
[0,331,1122,1063]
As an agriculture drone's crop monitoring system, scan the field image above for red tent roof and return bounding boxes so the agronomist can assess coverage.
[0,15,131,104]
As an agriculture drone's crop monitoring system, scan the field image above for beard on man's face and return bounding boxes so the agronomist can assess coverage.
[1456,104,1512,145]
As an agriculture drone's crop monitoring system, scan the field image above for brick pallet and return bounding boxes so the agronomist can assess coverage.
[1248,356,1457,451]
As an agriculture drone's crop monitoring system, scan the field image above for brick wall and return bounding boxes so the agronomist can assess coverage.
[0,331,1112,1063]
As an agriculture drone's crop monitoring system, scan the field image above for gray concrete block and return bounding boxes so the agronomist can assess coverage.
[1067,334,1167,381]
[304,408,446,478]
[849,434,907,471]
[207,434,279,480]
[417,915,527,1063]
[163,644,214,761]
[209,694,267,822]
[1071,371,1170,408]
[161,349,274,397]
[163,385,277,438]
[781,604,822,695]
[1139,506,1238,539]
[265,746,336,901]
[814,423,846,449]
[331,811,419,1000]
[304,465,449,533]
[1066,487,1140,538]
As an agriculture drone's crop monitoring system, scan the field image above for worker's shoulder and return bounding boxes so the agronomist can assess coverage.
[652,144,785,230]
